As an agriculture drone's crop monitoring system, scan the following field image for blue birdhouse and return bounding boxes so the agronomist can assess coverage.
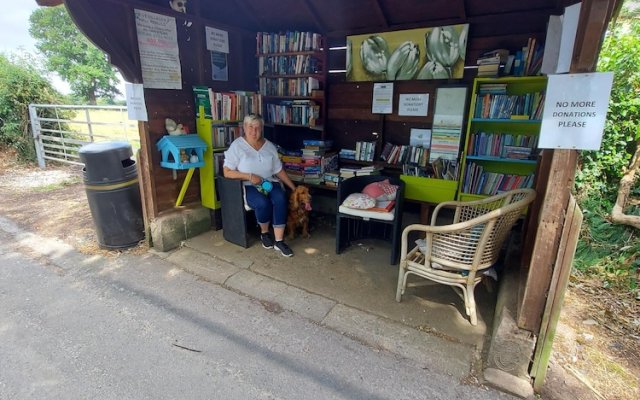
[156,134,207,170]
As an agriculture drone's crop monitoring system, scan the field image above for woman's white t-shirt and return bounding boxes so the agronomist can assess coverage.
[223,137,282,181]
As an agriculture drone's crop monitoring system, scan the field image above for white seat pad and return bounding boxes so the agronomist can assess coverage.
[338,205,395,221]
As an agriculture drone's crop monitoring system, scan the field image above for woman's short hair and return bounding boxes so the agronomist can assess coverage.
[243,113,264,126]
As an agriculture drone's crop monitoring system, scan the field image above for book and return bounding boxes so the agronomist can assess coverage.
[368,200,396,213]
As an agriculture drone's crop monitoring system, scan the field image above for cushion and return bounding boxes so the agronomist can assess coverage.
[341,193,376,209]
[362,179,399,201]
[338,205,395,221]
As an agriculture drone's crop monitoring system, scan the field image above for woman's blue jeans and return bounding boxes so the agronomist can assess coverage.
[245,184,287,228]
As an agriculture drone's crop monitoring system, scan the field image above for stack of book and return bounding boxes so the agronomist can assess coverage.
[338,165,381,180]
[280,149,304,182]
[323,171,340,187]
[339,148,357,160]
[476,49,509,77]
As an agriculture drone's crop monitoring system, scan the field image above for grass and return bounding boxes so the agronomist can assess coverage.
[32,177,82,192]
[55,108,141,153]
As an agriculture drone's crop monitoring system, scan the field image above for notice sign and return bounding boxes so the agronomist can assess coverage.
[539,72,614,150]
[372,82,393,114]
[125,83,148,121]
[399,94,428,116]
[205,26,229,53]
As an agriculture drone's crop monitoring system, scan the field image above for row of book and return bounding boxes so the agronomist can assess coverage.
[258,55,322,76]
[474,92,545,120]
[259,76,320,97]
[264,100,320,126]
[513,37,544,77]
[211,123,242,148]
[256,31,323,55]
[354,141,377,162]
[462,162,535,195]
[475,37,544,78]
[380,143,429,167]
[467,132,538,159]
[193,87,262,122]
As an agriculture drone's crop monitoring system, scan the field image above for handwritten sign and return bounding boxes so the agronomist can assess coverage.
[134,9,182,90]
[205,26,229,53]
[399,94,428,116]
[539,72,614,150]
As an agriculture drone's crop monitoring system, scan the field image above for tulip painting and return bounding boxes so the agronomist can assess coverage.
[347,24,469,82]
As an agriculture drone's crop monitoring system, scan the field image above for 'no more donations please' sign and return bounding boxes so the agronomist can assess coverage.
[538,72,614,150]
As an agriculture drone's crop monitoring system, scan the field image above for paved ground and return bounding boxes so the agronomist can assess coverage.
[0,215,515,399]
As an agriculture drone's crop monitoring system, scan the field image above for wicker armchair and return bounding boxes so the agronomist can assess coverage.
[396,189,536,325]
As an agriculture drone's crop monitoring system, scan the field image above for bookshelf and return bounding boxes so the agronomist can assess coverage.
[458,76,547,202]
[257,31,327,141]
[193,88,262,209]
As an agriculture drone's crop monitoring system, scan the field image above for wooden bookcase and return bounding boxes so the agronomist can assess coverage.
[458,76,547,201]
[256,31,327,148]
[195,90,262,210]
[325,81,464,204]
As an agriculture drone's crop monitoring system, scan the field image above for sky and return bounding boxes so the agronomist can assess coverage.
[0,1,125,97]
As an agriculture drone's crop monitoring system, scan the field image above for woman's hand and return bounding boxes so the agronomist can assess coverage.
[248,173,262,185]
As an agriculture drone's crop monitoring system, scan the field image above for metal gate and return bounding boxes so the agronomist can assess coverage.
[29,104,140,168]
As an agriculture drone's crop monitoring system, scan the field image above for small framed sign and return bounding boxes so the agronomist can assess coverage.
[399,94,429,116]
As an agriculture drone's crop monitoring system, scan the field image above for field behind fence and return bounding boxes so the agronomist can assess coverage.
[29,104,140,167]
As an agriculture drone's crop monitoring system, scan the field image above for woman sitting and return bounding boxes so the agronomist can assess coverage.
[223,114,297,257]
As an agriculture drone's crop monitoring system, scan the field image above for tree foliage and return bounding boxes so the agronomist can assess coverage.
[29,6,120,104]
[576,8,640,197]
[0,53,64,161]
[574,4,640,290]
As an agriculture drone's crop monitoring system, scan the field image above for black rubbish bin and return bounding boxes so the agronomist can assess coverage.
[79,141,145,249]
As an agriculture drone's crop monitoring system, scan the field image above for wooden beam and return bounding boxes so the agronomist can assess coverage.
[518,0,618,333]
[370,0,389,29]
[518,150,577,332]
[454,0,467,20]
[66,0,139,81]
[571,0,618,72]
[137,121,159,218]
[531,196,583,389]
[300,0,328,33]
[234,0,267,32]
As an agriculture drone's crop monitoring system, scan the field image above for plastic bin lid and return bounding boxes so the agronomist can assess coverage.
[79,141,135,184]
[79,141,132,156]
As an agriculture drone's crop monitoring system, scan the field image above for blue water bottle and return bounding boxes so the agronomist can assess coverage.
[256,179,273,195]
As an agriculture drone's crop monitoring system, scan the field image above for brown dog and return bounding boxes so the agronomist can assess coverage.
[286,185,312,239]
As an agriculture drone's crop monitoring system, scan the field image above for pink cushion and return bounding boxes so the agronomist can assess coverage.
[362,179,399,201]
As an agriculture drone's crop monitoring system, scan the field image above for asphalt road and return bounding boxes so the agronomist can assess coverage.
[0,216,513,400]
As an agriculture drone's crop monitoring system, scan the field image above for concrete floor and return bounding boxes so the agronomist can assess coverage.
[184,211,497,350]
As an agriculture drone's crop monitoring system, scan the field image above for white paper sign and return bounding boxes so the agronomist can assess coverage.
[372,83,393,114]
[205,26,229,53]
[135,9,182,89]
[399,94,428,116]
[125,83,148,121]
[539,72,614,150]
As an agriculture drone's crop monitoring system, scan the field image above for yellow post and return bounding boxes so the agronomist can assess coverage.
[176,167,195,207]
